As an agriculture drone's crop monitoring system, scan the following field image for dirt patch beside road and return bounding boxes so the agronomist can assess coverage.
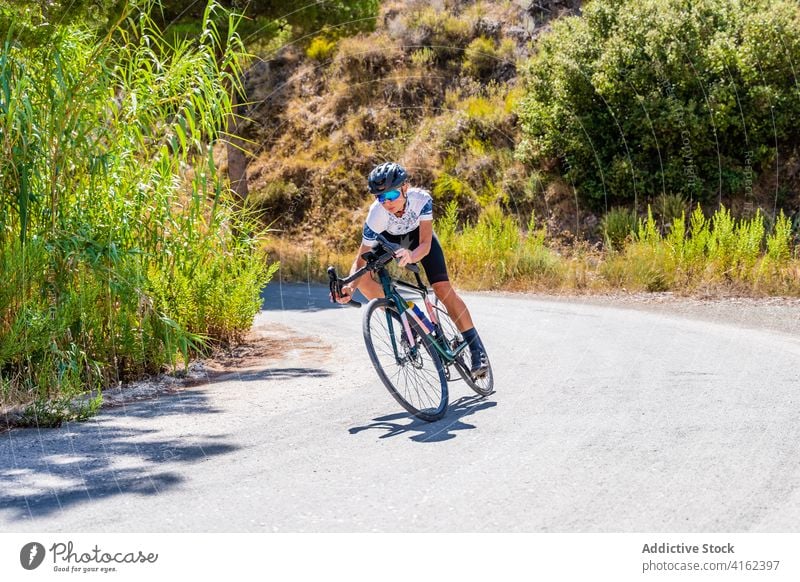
[1,323,332,432]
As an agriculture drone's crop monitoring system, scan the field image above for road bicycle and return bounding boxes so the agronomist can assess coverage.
[328,234,493,421]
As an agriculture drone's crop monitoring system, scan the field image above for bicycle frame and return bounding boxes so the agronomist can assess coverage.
[328,236,493,411]
[327,235,469,367]
[375,265,469,366]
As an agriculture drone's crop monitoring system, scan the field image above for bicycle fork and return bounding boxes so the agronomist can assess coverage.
[385,305,429,366]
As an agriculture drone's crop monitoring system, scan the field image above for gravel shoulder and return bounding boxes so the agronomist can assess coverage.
[489,291,800,338]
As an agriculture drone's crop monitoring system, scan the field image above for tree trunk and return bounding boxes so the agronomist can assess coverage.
[226,87,249,202]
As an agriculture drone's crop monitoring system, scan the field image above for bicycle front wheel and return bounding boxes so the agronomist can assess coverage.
[363,298,448,422]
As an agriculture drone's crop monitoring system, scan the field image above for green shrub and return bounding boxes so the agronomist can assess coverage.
[408,7,475,60]
[332,34,401,81]
[766,211,792,263]
[251,180,304,225]
[306,36,337,61]
[411,47,435,68]
[463,36,497,78]
[637,207,662,246]
[517,0,800,209]
[433,172,475,205]
[464,95,494,120]
[434,199,459,248]
[654,193,688,233]
[601,207,638,250]
[497,37,516,61]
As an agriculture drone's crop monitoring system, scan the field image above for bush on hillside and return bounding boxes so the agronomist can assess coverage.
[306,36,337,61]
[332,33,403,81]
[405,5,476,60]
[517,0,800,209]
[601,207,638,250]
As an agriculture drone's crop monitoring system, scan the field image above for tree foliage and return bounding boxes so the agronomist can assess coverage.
[517,0,800,209]
[152,0,380,37]
[0,0,132,43]
[0,1,380,47]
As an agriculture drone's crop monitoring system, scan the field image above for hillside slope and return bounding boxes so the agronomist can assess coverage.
[233,0,588,251]
[229,0,800,256]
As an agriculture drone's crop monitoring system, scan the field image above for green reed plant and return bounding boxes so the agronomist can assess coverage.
[0,1,275,417]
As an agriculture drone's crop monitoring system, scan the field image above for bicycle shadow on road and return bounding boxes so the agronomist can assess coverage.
[348,395,497,442]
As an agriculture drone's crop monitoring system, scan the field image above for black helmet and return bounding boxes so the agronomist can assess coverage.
[368,162,407,194]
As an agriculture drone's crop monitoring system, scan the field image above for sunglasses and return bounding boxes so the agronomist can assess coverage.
[376,188,402,204]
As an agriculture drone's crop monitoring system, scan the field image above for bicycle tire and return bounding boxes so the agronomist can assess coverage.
[431,298,494,396]
[362,298,448,422]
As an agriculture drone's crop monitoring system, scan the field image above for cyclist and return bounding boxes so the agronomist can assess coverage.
[333,162,489,377]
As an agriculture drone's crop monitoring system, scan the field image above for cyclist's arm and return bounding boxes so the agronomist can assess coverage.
[341,243,375,295]
[351,243,374,272]
[410,220,433,262]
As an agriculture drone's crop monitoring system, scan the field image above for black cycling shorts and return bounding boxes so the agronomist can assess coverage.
[382,227,450,284]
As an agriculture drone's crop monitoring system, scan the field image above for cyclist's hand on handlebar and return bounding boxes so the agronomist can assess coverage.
[332,284,354,304]
[393,248,413,267]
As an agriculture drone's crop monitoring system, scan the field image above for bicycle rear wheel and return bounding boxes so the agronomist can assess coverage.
[431,297,494,396]
[363,298,448,422]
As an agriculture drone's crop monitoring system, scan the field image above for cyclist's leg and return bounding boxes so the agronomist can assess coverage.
[423,236,488,376]
[421,234,473,332]
[354,272,384,301]
[431,281,473,331]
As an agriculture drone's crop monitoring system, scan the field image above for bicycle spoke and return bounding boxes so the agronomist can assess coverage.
[365,300,447,418]
[407,345,439,408]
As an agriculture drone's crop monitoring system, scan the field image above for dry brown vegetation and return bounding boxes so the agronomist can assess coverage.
[239,0,553,251]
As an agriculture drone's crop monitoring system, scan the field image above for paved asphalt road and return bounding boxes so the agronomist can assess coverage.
[2,283,800,532]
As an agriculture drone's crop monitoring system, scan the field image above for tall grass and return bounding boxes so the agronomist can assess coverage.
[0,1,276,421]
[436,201,565,289]
[601,205,799,294]
[270,200,800,297]
[420,202,800,295]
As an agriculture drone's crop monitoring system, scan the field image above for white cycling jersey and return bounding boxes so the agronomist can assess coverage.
[361,187,433,247]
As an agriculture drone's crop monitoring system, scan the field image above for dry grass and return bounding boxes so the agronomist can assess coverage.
[270,203,800,299]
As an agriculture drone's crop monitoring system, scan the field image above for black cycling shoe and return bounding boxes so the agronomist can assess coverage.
[470,350,489,379]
